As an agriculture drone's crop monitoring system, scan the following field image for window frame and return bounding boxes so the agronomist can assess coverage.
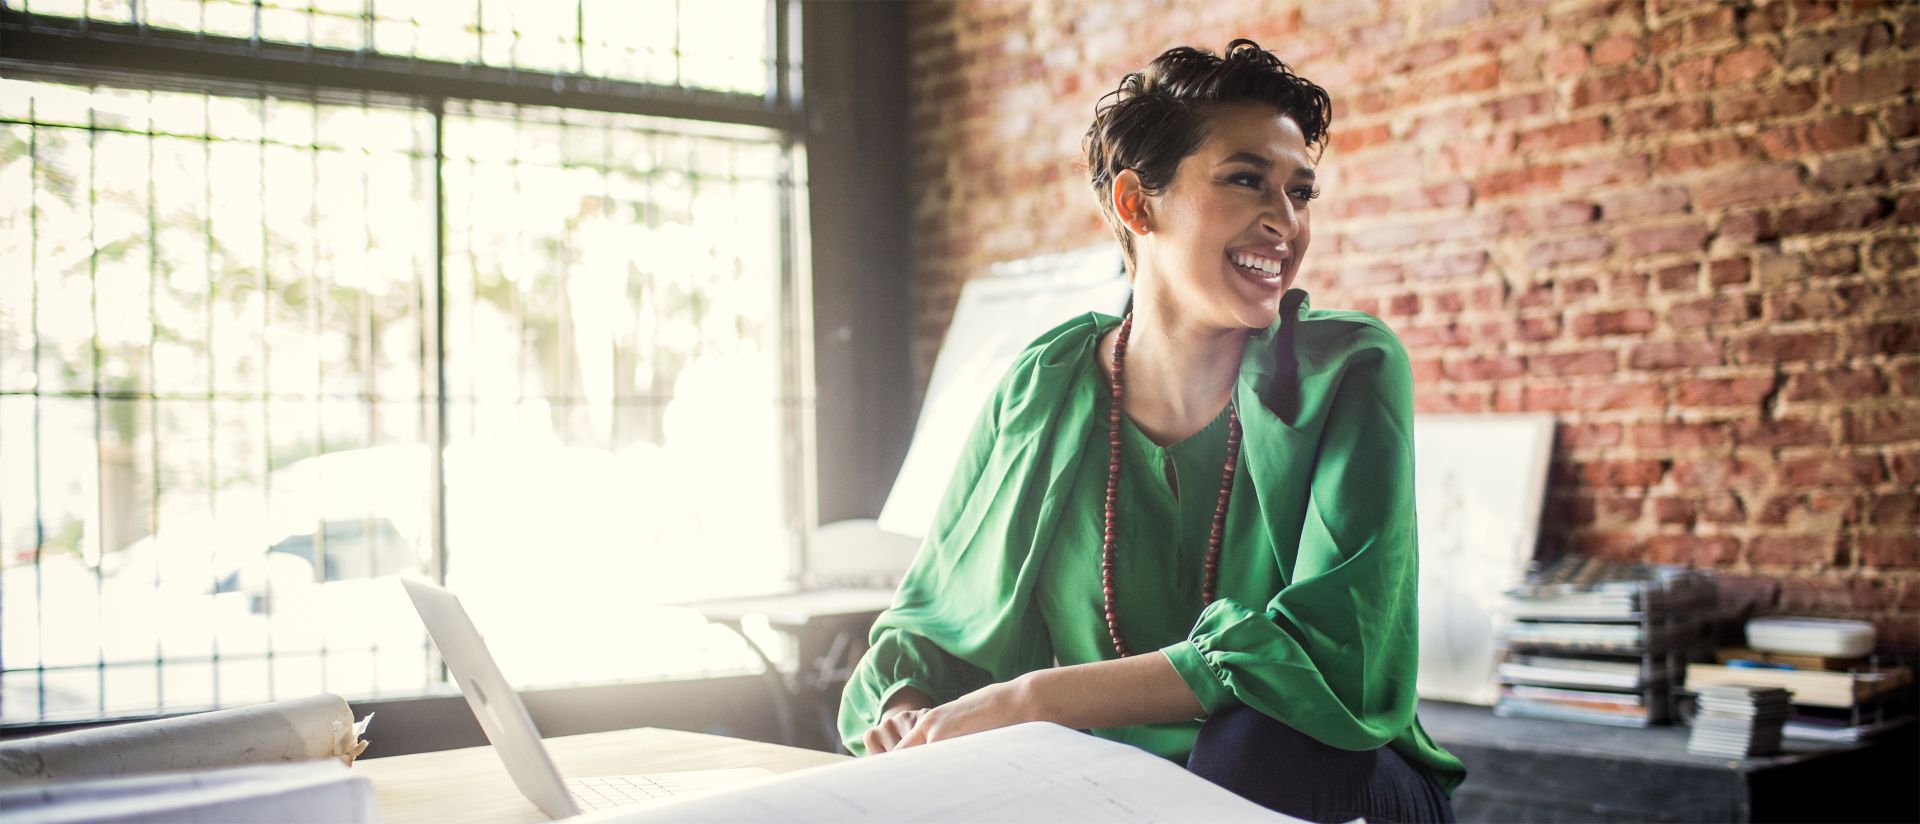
[0,0,818,732]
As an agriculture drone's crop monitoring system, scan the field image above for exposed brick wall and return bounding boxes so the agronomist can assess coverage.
[903,0,1919,643]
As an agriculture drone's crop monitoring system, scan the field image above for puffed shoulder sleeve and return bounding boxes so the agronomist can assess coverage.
[1161,322,1422,751]
[835,315,1095,755]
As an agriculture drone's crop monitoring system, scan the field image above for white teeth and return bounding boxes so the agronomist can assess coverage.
[1230,252,1285,275]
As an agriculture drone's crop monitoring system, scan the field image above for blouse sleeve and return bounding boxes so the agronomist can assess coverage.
[1159,328,1422,750]
[837,371,1057,756]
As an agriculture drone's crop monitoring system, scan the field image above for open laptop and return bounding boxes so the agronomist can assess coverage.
[400,578,773,819]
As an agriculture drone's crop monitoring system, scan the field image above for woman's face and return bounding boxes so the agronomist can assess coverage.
[1132,103,1317,331]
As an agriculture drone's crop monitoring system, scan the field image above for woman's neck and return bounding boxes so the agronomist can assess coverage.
[1104,302,1249,446]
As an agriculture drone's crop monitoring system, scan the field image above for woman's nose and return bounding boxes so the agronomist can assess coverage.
[1261,196,1299,242]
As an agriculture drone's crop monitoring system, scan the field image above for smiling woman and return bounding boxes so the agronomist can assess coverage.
[839,39,1464,823]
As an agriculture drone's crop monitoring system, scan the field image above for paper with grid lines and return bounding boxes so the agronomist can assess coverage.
[576,722,1302,824]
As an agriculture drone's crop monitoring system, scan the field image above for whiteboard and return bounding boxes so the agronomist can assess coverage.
[877,246,1128,539]
[1412,413,1556,705]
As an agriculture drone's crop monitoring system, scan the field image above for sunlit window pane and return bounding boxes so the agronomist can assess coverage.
[14,0,773,95]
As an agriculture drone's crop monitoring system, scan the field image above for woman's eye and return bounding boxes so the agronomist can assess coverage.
[1291,186,1322,202]
[1227,173,1263,188]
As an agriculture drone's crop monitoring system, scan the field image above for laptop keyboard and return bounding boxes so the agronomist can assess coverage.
[568,775,677,811]
[566,769,773,813]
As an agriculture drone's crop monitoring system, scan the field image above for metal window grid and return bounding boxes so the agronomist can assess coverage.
[0,0,810,725]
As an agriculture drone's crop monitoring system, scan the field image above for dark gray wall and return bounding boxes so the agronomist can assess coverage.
[802,0,915,527]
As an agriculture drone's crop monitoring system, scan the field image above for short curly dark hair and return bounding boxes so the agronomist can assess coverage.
[1082,39,1333,272]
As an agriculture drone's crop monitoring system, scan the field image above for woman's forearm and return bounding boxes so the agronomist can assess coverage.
[1020,650,1205,730]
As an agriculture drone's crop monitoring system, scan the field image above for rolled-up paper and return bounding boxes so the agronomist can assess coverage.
[0,693,370,783]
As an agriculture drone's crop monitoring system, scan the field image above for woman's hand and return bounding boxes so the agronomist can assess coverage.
[893,676,1040,751]
[863,706,929,755]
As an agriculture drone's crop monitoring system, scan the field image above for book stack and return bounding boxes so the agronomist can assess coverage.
[1686,685,1791,758]
[1686,657,1913,743]
[1494,554,1712,727]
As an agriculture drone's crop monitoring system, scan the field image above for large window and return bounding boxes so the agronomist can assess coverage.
[0,1,808,724]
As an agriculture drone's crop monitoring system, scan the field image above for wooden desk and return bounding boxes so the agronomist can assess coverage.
[353,727,848,823]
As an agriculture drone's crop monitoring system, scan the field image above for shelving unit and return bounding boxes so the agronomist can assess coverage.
[1493,555,1716,727]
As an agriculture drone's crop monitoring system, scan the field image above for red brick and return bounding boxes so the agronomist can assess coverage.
[1476,164,1564,198]
[1778,576,1889,613]
[1894,450,1920,485]
[1670,54,1717,93]
[1517,117,1608,153]
[1629,341,1724,369]
[1443,355,1524,381]
[1557,422,1624,449]
[1504,200,1598,232]
[1591,35,1639,67]
[1648,535,1740,566]
[1754,491,1859,530]
[1748,534,1844,567]
[1845,405,1920,444]
[1652,496,1694,525]
[1888,102,1919,140]
[1871,492,1919,527]
[1563,155,1650,189]
[1544,43,1589,77]
[1486,90,1554,122]
[1497,381,1664,412]
[1572,67,1661,108]
[1658,135,1758,173]
[1613,271,1651,297]
[1850,318,1920,355]
[1616,101,1710,137]
[1900,361,1920,397]
[1620,222,1710,258]
[1830,59,1920,107]
[1718,211,1775,245]
[1713,45,1777,85]
[1711,83,1818,124]
[1784,366,1890,402]
[1776,455,1885,488]
[1732,332,1836,364]
[1576,530,1639,559]
[1577,459,1666,487]
[1674,376,1778,408]
[1671,457,1769,488]
[1525,235,1613,268]
[1776,197,1891,236]
[1757,114,1871,160]
[1388,293,1422,316]
[1408,251,1490,280]
[1510,316,1562,342]
[1768,284,1867,322]
[1782,21,1887,67]
[1733,418,1833,448]
[1692,162,1803,208]
[1868,238,1917,273]
[1708,258,1750,286]
[1570,309,1654,337]
[1414,390,1491,413]
[1861,536,1920,569]
[1596,187,1689,221]
[1428,0,1495,30]
[1628,421,1733,450]
[1670,295,1760,330]
[1701,492,1747,524]
[1654,264,1697,293]
[1530,350,1619,377]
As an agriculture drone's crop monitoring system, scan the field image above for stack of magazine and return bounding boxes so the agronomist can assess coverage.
[1686,685,1792,757]
[1494,554,1713,727]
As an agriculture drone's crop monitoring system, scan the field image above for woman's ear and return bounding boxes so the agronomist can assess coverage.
[1111,169,1152,236]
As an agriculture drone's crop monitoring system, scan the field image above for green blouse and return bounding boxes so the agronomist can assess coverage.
[837,298,1467,796]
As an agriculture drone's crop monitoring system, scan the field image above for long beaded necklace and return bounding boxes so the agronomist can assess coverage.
[1102,312,1242,658]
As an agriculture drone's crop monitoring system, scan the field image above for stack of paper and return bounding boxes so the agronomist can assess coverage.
[1687,686,1792,758]
[584,722,1304,824]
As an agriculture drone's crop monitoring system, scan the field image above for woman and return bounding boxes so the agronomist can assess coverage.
[838,40,1465,822]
